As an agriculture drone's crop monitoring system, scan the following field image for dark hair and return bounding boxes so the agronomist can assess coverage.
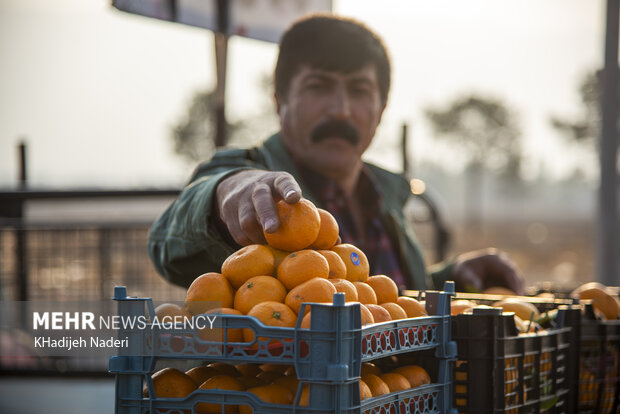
[274,14,391,103]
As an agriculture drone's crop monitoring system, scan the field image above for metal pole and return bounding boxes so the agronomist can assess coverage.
[16,141,28,301]
[401,123,409,177]
[214,0,229,148]
[597,0,619,285]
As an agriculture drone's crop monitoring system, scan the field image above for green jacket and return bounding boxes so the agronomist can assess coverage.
[148,134,452,290]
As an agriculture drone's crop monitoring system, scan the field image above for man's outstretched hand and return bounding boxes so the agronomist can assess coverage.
[215,170,302,246]
[452,248,525,295]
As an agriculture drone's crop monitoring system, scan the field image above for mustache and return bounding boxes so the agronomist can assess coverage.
[310,120,359,145]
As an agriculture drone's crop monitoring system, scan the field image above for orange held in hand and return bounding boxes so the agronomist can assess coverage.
[277,250,329,290]
[263,199,321,251]
[185,272,234,315]
[222,244,275,289]
[310,208,340,249]
[331,244,369,283]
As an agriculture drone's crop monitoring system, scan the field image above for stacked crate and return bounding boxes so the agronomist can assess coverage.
[109,283,458,414]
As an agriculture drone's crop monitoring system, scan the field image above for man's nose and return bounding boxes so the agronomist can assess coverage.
[327,86,351,119]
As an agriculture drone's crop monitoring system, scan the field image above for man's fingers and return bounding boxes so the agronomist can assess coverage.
[226,217,253,246]
[252,183,279,233]
[272,173,302,204]
[238,202,268,244]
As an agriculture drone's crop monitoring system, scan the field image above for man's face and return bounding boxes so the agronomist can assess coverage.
[276,65,386,181]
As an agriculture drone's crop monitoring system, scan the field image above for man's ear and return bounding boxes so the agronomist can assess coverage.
[274,92,284,116]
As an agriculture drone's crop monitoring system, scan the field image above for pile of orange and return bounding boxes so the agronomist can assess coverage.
[150,198,433,408]
[183,198,428,335]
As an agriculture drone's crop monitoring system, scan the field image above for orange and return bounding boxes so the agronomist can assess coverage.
[243,302,297,342]
[196,374,242,414]
[380,372,410,392]
[284,365,296,376]
[494,298,540,321]
[154,303,191,324]
[359,379,373,400]
[380,302,407,320]
[310,208,340,249]
[393,365,430,388]
[482,286,517,296]
[366,275,399,304]
[328,278,359,301]
[185,272,234,315]
[239,384,293,414]
[361,362,382,377]
[353,282,378,304]
[263,199,321,251]
[299,384,310,407]
[451,300,476,316]
[359,303,375,325]
[362,373,390,397]
[235,363,261,377]
[331,244,369,282]
[207,362,241,377]
[571,282,620,320]
[198,308,244,343]
[234,275,287,314]
[317,250,348,279]
[300,311,312,329]
[222,244,275,289]
[238,376,267,390]
[366,304,392,323]
[146,367,196,398]
[256,370,282,383]
[272,375,299,396]
[285,277,337,315]
[277,250,329,290]
[259,364,290,374]
[266,246,290,271]
[186,366,219,386]
[396,296,427,318]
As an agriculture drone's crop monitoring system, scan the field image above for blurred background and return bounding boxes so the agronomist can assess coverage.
[0,0,617,411]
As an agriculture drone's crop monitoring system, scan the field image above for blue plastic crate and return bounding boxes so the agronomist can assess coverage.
[110,283,457,414]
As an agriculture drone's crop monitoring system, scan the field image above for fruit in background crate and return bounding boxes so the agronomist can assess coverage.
[450,300,476,316]
[513,315,538,333]
[328,278,359,301]
[271,375,299,396]
[277,250,329,290]
[396,296,427,318]
[493,298,540,321]
[185,272,234,315]
[366,275,399,304]
[256,369,283,383]
[186,366,219,386]
[365,304,392,323]
[198,308,244,343]
[196,375,243,414]
[380,372,411,392]
[380,302,407,320]
[285,277,337,315]
[318,249,348,279]
[144,367,197,398]
[243,301,297,342]
[393,365,430,388]
[207,362,241,377]
[299,384,310,407]
[233,276,287,314]
[239,384,293,413]
[362,373,391,397]
[331,244,370,283]
[235,363,262,377]
[353,281,378,304]
[222,244,276,289]
[154,303,191,323]
[482,286,517,296]
[571,282,620,320]
[310,208,340,249]
[263,199,321,251]
[359,379,373,400]
[361,362,383,377]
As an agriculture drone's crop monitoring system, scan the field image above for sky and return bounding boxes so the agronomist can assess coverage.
[0,0,605,188]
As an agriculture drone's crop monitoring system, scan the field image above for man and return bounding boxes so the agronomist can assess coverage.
[149,14,524,294]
